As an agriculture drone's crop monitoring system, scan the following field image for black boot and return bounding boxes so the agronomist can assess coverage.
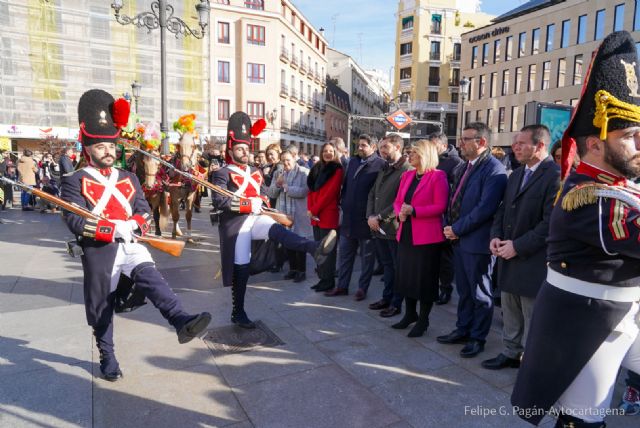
[435,287,452,305]
[153,206,162,236]
[408,301,432,338]
[93,323,122,381]
[231,264,256,329]
[392,298,418,329]
[554,413,606,427]
[268,224,336,265]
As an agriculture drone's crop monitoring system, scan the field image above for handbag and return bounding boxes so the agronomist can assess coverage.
[249,239,278,275]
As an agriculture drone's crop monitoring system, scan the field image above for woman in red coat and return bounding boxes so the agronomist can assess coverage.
[307,142,343,292]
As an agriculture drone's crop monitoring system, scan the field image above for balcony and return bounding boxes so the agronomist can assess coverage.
[291,54,298,68]
[280,47,289,63]
[448,53,461,67]
[313,72,321,83]
[320,103,326,113]
[429,52,441,62]
[448,79,459,87]
[313,100,320,111]
[299,94,306,105]
[399,78,411,91]
[290,88,298,100]
[280,84,289,97]
[300,61,307,74]
[430,24,441,35]
[280,118,290,130]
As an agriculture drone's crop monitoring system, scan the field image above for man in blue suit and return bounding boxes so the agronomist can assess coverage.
[437,122,507,358]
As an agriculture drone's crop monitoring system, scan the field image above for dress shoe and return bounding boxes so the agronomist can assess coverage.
[293,272,306,283]
[324,287,348,297]
[380,306,401,317]
[284,270,297,280]
[435,289,452,305]
[368,300,390,310]
[391,312,418,329]
[231,312,256,329]
[481,353,521,370]
[268,265,282,273]
[407,319,429,338]
[436,330,470,344]
[178,312,212,343]
[314,281,335,292]
[354,289,366,301]
[460,340,485,358]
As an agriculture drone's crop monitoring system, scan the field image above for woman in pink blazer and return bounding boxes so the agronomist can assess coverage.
[391,139,449,337]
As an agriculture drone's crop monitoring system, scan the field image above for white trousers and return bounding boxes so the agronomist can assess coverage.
[234,214,277,265]
[108,242,155,292]
[556,301,640,422]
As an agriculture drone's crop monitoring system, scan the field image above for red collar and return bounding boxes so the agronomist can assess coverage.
[231,162,248,171]
[576,162,627,186]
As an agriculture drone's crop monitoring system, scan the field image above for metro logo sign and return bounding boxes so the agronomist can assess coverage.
[387,110,412,130]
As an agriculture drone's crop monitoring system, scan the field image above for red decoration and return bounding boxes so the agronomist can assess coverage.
[250,118,267,137]
[112,98,131,129]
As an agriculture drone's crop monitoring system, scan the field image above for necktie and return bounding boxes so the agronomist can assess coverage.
[451,162,472,205]
[520,168,533,190]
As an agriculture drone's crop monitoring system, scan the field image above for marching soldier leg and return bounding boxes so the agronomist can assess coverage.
[130,261,211,344]
[231,263,255,329]
[266,223,337,266]
[93,320,122,381]
[554,413,605,428]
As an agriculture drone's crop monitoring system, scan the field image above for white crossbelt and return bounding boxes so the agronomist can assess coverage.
[547,268,640,302]
[227,164,261,197]
[84,167,133,217]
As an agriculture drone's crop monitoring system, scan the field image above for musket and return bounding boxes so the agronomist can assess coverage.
[123,141,294,228]
[0,177,185,257]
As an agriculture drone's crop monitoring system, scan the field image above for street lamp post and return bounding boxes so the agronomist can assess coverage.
[458,77,470,139]
[131,81,141,114]
[110,0,211,154]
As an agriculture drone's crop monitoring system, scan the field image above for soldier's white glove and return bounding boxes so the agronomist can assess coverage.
[250,197,263,215]
[113,220,134,243]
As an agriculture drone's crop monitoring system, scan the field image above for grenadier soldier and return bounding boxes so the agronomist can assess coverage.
[61,89,211,381]
[211,111,337,329]
[511,31,640,427]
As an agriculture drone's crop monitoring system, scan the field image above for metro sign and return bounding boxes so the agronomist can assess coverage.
[387,109,412,130]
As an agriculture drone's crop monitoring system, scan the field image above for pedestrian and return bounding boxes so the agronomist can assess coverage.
[58,147,75,176]
[307,142,343,292]
[391,139,448,337]
[481,124,560,371]
[366,133,411,317]
[17,149,38,211]
[430,131,464,306]
[211,111,337,329]
[60,89,212,381]
[331,137,349,170]
[511,31,640,427]
[325,134,386,300]
[267,150,312,282]
[437,122,507,358]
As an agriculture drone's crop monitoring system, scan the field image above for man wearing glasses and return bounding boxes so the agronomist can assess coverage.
[437,122,507,358]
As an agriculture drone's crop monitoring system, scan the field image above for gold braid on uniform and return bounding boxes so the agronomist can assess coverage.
[562,182,640,212]
[593,89,640,141]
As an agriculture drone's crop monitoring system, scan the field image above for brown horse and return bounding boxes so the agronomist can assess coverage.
[131,150,171,236]
[167,131,198,239]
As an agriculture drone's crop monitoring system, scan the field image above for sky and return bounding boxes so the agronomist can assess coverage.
[293,0,524,84]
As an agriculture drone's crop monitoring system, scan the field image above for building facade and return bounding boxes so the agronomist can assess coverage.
[393,0,493,143]
[327,48,388,143]
[0,0,208,151]
[460,0,640,146]
[210,0,328,155]
[325,78,351,143]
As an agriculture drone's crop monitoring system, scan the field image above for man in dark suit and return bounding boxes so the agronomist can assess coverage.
[437,122,507,358]
[482,124,560,370]
[325,134,386,300]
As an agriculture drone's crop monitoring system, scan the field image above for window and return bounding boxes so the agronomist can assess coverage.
[528,64,536,92]
[531,28,540,55]
[468,77,473,101]
[482,43,489,66]
[247,101,265,119]
[217,22,229,44]
[615,4,625,32]
[502,69,510,96]
[465,111,470,127]
[479,74,486,99]
[400,67,412,79]
[428,91,438,102]
[428,67,440,86]
[511,106,519,132]
[561,20,570,48]
[402,16,414,30]
[486,109,492,126]
[498,107,505,132]
[594,9,605,40]
[400,42,412,55]
[515,67,522,94]
[218,61,230,83]
[471,45,478,68]
[577,15,587,44]
[244,0,264,10]
[430,41,441,61]
[542,61,550,90]
[451,92,459,103]
[490,72,497,97]
[453,43,461,61]
[247,63,265,83]
[546,24,555,52]
[505,36,513,61]
[573,54,583,85]
[431,14,442,34]
[451,68,460,86]
[494,39,501,63]
[518,32,526,58]
[92,49,111,83]
[218,99,230,120]
[557,58,566,87]
[476,110,482,122]
[247,24,265,45]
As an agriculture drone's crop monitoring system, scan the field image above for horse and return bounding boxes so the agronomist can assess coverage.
[166,131,199,240]
[129,150,171,236]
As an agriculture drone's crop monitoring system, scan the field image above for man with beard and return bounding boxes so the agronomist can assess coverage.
[211,112,337,329]
[61,89,212,381]
[511,31,640,427]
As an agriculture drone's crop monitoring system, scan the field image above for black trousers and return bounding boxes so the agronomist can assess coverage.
[313,226,337,281]
[439,240,454,291]
[287,249,307,273]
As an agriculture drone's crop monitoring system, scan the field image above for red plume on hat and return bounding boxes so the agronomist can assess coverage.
[111,98,131,129]
[251,118,267,137]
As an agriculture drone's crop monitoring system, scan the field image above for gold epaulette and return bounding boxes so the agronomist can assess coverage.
[561,182,610,211]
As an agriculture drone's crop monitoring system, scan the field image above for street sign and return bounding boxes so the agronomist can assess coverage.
[386,109,412,130]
